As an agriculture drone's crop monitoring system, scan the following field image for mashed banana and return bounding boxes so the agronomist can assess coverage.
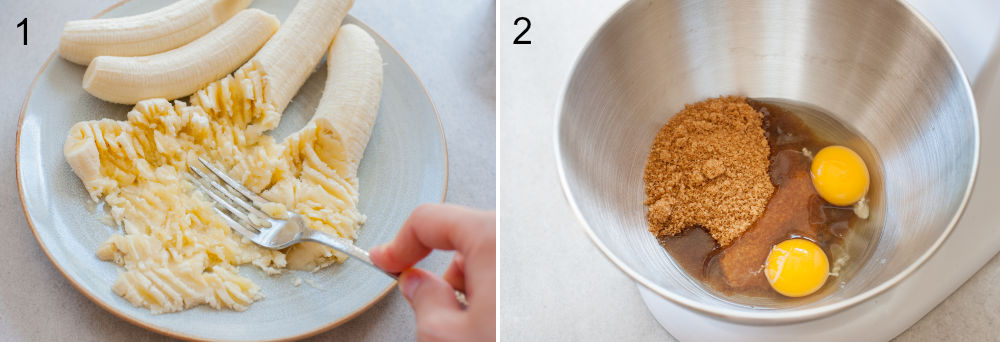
[64,60,378,313]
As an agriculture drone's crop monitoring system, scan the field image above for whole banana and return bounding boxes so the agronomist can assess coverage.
[82,9,279,104]
[59,0,252,65]
[249,0,355,113]
[311,24,384,176]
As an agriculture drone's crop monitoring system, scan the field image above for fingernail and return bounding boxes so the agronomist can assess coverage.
[400,271,421,299]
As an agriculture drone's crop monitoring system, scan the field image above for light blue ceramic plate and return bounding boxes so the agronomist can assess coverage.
[16,1,447,340]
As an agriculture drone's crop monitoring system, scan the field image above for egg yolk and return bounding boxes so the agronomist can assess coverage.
[765,239,829,297]
[810,145,869,206]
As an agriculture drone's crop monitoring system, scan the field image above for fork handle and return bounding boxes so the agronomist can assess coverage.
[301,229,400,279]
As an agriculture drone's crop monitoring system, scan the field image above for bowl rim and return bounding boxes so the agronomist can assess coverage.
[553,0,981,325]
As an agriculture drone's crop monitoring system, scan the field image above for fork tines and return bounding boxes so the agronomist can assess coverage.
[186,157,272,237]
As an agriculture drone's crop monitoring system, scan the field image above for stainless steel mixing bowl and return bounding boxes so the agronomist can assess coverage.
[555,0,979,324]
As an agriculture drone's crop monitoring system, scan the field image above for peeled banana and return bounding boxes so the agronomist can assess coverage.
[311,24,384,175]
[249,0,355,113]
[59,0,252,65]
[82,9,279,104]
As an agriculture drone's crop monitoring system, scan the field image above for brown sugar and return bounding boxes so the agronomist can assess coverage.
[643,96,774,247]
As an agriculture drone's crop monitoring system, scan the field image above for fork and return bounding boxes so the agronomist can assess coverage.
[186,157,399,280]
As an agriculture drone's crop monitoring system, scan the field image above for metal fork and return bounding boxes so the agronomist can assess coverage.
[186,157,398,280]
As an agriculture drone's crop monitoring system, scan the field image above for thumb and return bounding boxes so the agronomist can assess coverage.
[399,268,462,319]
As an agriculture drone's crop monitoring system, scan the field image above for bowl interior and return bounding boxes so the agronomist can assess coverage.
[556,0,977,323]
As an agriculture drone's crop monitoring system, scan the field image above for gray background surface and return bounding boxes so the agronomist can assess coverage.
[497,0,1000,341]
[0,0,495,340]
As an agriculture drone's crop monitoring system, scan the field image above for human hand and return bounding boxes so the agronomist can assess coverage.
[369,203,496,342]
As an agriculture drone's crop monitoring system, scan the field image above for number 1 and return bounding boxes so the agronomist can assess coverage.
[17,18,26,45]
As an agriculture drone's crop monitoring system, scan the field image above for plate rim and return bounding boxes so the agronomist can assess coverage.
[14,1,449,341]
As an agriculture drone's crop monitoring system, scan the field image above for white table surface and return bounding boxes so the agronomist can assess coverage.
[497,0,1000,341]
[0,0,495,340]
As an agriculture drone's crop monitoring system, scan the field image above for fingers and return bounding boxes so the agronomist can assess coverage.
[462,231,495,301]
[370,203,493,272]
[369,204,495,341]
[399,269,467,340]
[442,253,466,292]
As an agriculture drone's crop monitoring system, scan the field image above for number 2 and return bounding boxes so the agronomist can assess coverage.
[513,17,531,45]
[17,18,26,45]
